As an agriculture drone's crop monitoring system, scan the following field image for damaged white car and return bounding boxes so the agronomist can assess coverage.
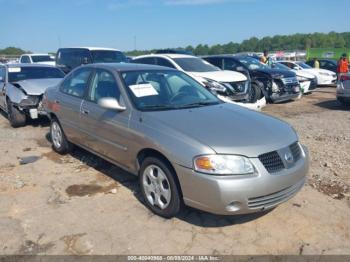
[0,64,64,127]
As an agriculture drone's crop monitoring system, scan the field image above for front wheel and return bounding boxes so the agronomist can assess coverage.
[7,100,26,128]
[248,83,262,103]
[50,118,72,154]
[139,157,181,218]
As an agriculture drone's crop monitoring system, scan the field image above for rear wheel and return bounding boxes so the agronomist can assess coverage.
[7,100,26,128]
[50,117,72,154]
[139,157,181,218]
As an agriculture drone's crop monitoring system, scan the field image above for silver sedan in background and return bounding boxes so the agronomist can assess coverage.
[337,74,350,105]
[43,63,309,218]
[0,64,64,127]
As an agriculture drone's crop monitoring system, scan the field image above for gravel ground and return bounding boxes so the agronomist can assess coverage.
[0,87,349,255]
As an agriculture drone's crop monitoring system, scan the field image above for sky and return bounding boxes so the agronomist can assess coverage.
[0,0,349,53]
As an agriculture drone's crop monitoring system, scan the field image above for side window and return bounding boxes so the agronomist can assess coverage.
[21,56,30,63]
[88,69,121,103]
[205,57,222,68]
[223,59,239,70]
[60,68,92,98]
[156,58,176,69]
[0,67,5,82]
[57,49,91,69]
[133,57,156,65]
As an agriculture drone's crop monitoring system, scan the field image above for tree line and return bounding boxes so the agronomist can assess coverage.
[1,31,350,56]
[126,31,350,56]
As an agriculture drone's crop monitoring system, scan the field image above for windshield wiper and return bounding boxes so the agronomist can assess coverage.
[141,104,176,111]
[176,101,220,109]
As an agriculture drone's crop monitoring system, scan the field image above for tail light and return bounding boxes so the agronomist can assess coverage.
[340,75,350,81]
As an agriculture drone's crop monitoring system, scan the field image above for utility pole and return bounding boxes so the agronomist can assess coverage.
[134,35,137,51]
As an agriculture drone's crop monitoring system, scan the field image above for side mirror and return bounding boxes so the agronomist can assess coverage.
[98,97,126,111]
[236,66,245,72]
[293,66,299,70]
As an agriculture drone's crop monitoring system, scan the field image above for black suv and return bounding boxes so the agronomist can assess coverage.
[203,55,300,103]
[56,47,127,74]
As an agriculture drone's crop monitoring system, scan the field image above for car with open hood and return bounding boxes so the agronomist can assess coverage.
[43,63,309,218]
[132,54,265,111]
[0,64,64,127]
[203,55,301,103]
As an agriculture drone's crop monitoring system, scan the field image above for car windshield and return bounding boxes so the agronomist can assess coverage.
[272,62,291,71]
[296,62,312,69]
[91,50,127,63]
[31,55,54,62]
[173,57,220,72]
[121,70,221,111]
[237,56,269,70]
[8,67,65,82]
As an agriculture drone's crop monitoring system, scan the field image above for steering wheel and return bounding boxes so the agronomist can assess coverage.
[170,91,190,103]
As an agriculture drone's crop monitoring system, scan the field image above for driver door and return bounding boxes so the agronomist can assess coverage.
[79,68,131,167]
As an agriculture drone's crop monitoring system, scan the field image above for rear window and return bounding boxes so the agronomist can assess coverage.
[173,58,220,72]
[31,55,54,63]
[91,50,127,63]
[56,49,91,69]
[8,67,64,82]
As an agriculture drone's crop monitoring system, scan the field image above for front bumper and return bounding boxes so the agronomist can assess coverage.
[337,82,350,99]
[17,98,46,119]
[175,145,309,215]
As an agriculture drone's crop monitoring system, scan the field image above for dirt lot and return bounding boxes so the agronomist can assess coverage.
[0,87,349,255]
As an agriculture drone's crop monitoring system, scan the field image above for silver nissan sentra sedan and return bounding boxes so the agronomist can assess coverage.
[43,63,309,218]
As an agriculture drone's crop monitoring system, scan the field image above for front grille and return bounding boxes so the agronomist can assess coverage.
[258,151,284,173]
[310,78,317,89]
[290,142,301,162]
[282,77,299,85]
[247,179,304,209]
[225,81,247,93]
[259,142,302,173]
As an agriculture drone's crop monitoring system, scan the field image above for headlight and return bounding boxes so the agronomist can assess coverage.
[203,78,227,93]
[319,72,330,77]
[297,76,309,82]
[272,81,279,92]
[193,155,255,175]
[19,96,40,106]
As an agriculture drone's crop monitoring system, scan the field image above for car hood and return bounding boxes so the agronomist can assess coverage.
[143,103,298,157]
[254,68,296,78]
[189,70,247,83]
[294,70,315,79]
[13,78,62,95]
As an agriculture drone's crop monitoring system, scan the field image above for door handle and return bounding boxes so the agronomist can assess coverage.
[82,109,89,115]
[54,100,60,104]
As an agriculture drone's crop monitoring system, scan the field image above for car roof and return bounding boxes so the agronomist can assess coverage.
[21,54,51,56]
[135,53,197,60]
[58,47,121,51]
[4,63,57,68]
[85,63,177,72]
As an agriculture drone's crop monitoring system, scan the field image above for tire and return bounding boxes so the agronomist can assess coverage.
[50,117,72,154]
[248,83,262,103]
[338,97,350,106]
[139,157,181,218]
[7,100,26,128]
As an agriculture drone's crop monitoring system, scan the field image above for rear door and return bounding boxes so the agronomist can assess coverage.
[79,68,131,166]
[55,67,93,144]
